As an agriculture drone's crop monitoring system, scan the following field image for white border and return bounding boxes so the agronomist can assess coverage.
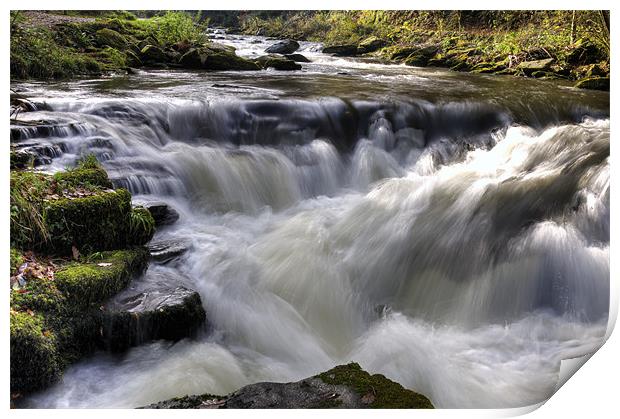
[2,2,616,418]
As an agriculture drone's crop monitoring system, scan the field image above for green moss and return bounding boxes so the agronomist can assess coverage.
[94,28,127,49]
[54,248,148,309]
[317,362,434,408]
[43,188,132,254]
[52,166,113,189]
[11,276,66,313]
[10,248,24,275]
[10,311,61,393]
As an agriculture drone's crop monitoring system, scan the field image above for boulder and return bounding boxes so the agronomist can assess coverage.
[255,55,302,71]
[179,47,260,71]
[142,201,180,226]
[94,28,127,50]
[357,36,386,54]
[517,58,554,76]
[398,45,440,67]
[140,45,169,65]
[322,44,359,56]
[265,39,300,54]
[284,53,311,63]
[574,77,610,91]
[143,362,433,409]
[148,239,191,263]
[566,40,607,66]
[101,285,206,352]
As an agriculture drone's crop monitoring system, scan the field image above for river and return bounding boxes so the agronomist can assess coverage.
[12,31,610,408]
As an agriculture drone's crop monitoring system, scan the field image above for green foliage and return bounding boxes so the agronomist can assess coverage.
[129,207,156,245]
[317,362,434,408]
[11,26,101,79]
[10,311,61,393]
[142,11,208,47]
[10,171,54,249]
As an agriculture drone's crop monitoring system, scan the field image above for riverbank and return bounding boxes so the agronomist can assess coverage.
[231,10,609,90]
[10,11,610,90]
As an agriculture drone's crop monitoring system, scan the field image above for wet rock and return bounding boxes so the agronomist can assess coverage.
[140,45,169,65]
[142,362,433,409]
[517,58,554,76]
[357,36,386,54]
[265,39,300,54]
[255,55,302,71]
[322,44,359,56]
[101,285,206,352]
[403,45,440,67]
[284,53,310,63]
[566,40,607,66]
[148,239,191,263]
[141,201,180,226]
[574,76,609,91]
[179,46,260,71]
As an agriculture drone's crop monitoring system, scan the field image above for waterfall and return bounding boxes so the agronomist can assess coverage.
[14,58,609,409]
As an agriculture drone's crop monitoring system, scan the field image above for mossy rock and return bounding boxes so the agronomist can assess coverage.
[255,55,302,71]
[94,28,128,50]
[42,189,132,254]
[357,36,386,54]
[10,312,61,393]
[317,363,433,408]
[143,362,433,409]
[11,276,66,313]
[52,166,113,189]
[179,47,260,71]
[54,248,149,309]
[10,150,34,169]
[574,76,610,91]
[471,61,507,74]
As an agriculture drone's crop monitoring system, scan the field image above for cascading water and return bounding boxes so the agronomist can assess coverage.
[13,32,609,409]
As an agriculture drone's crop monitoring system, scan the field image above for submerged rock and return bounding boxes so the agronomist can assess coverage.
[265,39,300,54]
[101,286,206,352]
[143,362,433,409]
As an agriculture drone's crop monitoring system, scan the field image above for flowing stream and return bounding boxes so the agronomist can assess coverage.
[12,32,610,408]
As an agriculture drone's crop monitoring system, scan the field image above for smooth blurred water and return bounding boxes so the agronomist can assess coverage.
[13,32,609,409]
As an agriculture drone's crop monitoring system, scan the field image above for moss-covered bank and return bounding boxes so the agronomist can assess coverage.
[235,10,610,90]
[10,11,261,80]
[10,156,154,395]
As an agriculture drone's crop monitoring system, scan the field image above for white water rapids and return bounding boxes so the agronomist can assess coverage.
[13,32,609,409]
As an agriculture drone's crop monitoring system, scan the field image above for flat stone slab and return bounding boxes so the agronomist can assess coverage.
[147,239,191,263]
